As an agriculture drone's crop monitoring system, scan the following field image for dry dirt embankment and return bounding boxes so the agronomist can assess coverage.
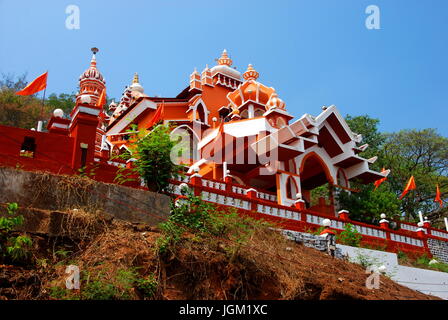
[0,208,439,300]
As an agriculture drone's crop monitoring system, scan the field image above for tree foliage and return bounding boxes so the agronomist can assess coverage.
[0,73,112,129]
[0,73,77,129]
[340,115,448,227]
[0,73,51,129]
[115,125,184,192]
[46,92,76,116]
[380,129,448,223]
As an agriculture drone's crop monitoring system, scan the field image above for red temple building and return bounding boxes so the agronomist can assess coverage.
[105,49,385,213]
[1,49,447,259]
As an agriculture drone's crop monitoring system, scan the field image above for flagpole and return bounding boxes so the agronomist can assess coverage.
[41,87,46,117]
[37,87,46,132]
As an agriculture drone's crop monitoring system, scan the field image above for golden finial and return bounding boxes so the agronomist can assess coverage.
[132,72,139,84]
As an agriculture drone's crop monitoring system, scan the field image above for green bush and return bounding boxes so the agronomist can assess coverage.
[338,223,362,247]
[82,278,118,300]
[397,250,408,263]
[157,191,271,258]
[414,254,448,273]
[135,273,158,298]
[0,202,32,263]
[50,268,159,300]
[49,286,71,300]
[355,252,381,269]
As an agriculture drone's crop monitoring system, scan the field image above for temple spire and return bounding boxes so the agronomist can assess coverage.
[243,64,259,81]
[133,72,139,84]
[90,47,99,67]
[217,49,232,66]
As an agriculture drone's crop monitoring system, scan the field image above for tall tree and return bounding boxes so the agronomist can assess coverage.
[380,129,448,225]
[46,93,76,117]
[340,116,448,228]
[338,115,400,224]
[0,73,49,129]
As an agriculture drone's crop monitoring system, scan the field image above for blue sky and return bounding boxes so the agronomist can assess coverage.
[1,0,447,135]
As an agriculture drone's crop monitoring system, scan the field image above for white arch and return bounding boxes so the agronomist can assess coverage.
[192,98,210,125]
[227,174,245,186]
[171,124,200,161]
[296,146,338,184]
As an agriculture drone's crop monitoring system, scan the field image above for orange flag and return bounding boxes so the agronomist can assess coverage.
[374,168,388,190]
[399,175,416,200]
[210,121,224,157]
[435,184,443,208]
[147,101,164,129]
[96,89,106,107]
[213,121,224,144]
[15,71,48,96]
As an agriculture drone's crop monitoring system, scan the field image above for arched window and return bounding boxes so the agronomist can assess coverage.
[276,117,286,128]
[284,159,297,174]
[254,108,264,117]
[240,109,249,119]
[286,176,298,199]
[196,103,206,123]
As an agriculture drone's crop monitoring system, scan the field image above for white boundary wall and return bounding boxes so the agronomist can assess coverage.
[337,244,448,300]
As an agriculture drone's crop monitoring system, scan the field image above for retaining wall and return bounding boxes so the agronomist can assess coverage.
[0,166,170,226]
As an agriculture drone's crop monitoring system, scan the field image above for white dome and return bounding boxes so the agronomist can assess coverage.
[53,109,64,118]
[130,82,144,93]
[79,54,105,84]
[210,64,241,80]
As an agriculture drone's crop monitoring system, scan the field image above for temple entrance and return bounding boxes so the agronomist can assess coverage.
[299,152,335,215]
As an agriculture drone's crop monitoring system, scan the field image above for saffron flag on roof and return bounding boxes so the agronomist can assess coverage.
[435,184,443,208]
[374,168,388,190]
[96,89,106,107]
[15,72,48,96]
[147,101,164,129]
[210,121,224,157]
[399,175,416,200]
[213,121,224,143]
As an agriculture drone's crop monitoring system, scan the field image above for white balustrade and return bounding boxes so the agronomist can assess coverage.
[390,233,423,247]
[431,230,448,240]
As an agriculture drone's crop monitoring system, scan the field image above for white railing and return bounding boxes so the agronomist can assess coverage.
[352,224,386,239]
[306,214,345,230]
[168,180,447,249]
[232,186,247,195]
[202,179,226,191]
[431,230,448,240]
[201,191,250,210]
[401,223,418,232]
[174,175,190,183]
[257,204,300,220]
[258,192,277,202]
[169,183,183,195]
[390,233,423,247]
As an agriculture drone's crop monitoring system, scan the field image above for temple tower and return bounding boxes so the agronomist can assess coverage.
[69,48,105,170]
